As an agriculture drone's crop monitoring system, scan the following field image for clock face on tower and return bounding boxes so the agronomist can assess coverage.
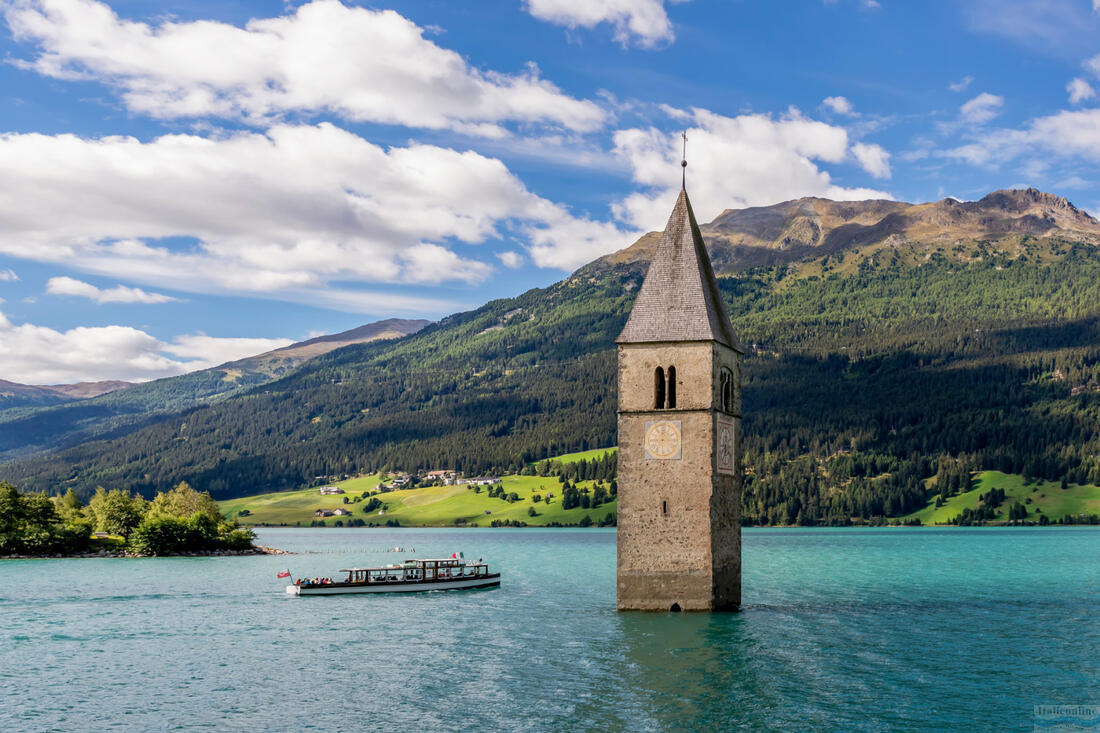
[717,414,735,476]
[644,420,682,460]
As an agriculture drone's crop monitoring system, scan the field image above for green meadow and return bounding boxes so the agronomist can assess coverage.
[904,471,1100,525]
[219,470,616,527]
[538,447,617,467]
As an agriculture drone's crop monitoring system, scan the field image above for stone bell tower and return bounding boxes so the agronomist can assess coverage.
[615,162,743,612]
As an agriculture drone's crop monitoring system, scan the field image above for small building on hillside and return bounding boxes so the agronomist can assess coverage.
[314,509,335,518]
[318,486,344,495]
[465,477,499,486]
[425,470,457,485]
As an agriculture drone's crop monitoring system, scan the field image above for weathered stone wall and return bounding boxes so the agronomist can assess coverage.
[616,341,742,612]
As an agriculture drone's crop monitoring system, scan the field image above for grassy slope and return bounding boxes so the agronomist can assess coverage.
[905,471,1100,525]
[538,447,616,466]
[220,472,615,527]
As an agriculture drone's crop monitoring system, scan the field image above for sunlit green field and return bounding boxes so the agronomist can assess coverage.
[219,471,616,527]
[218,475,383,525]
[537,447,616,467]
[904,471,1100,525]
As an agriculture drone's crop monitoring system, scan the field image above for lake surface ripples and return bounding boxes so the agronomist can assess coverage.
[1,527,1097,731]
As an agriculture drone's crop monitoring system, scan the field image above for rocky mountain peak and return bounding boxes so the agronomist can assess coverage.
[592,188,1100,277]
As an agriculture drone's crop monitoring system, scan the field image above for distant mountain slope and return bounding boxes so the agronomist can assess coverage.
[0,379,133,410]
[6,189,1100,527]
[0,318,428,460]
[597,188,1100,275]
[225,318,430,376]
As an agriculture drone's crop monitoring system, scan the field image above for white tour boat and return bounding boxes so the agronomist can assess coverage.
[286,558,500,596]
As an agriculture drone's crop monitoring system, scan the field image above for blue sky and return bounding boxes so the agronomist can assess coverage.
[1,0,1100,383]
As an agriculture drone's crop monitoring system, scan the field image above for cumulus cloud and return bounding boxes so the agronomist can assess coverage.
[46,276,176,303]
[821,96,857,116]
[0,123,635,297]
[611,107,892,231]
[959,92,1004,125]
[949,75,974,92]
[0,311,291,383]
[851,142,892,179]
[526,212,640,269]
[524,0,683,47]
[943,108,1100,166]
[5,0,605,134]
[1086,53,1100,79]
[496,251,524,268]
[1068,77,1096,104]
[160,333,294,368]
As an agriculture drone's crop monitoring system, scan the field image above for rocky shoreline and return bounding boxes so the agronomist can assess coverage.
[1,544,293,559]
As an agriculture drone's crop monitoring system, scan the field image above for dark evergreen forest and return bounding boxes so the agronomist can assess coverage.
[5,244,1100,525]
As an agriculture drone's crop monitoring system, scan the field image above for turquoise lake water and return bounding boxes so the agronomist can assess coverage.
[2,527,1098,731]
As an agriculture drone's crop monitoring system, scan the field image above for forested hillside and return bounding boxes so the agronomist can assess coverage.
[6,190,1100,525]
[0,318,426,461]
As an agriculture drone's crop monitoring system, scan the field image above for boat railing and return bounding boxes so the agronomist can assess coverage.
[329,561,491,585]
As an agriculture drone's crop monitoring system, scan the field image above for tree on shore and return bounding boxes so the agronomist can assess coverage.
[1,480,252,557]
[88,488,147,539]
[0,481,90,555]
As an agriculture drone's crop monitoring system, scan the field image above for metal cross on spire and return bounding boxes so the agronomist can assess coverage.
[680,131,688,189]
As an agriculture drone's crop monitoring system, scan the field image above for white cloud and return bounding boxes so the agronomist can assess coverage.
[524,0,683,48]
[658,103,692,121]
[949,75,974,92]
[821,96,857,116]
[959,93,1004,125]
[611,107,892,231]
[1086,53,1100,79]
[943,108,1100,166]
[1068,77,1096,104]
[5,0,606,134]
[851,142,892,179]
[0,311,291,383]
[46,276,176,303]
[160,333,293,368]
[0,268,17,281]
[0,123,637,297]
[497,251,524,268]
[398,243,493,284]
[526,212,640,270]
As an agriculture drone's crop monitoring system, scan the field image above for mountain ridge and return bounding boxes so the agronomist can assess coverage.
[595,188,1100,276]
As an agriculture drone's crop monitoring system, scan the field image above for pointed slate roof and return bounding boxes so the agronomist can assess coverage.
[617,187,741,351]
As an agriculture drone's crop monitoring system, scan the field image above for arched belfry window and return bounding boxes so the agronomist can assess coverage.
[720,367,733,414]
[654,367,666,409]
[666,366,676,408]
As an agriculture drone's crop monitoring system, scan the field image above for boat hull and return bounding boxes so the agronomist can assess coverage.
[286,574,500,595]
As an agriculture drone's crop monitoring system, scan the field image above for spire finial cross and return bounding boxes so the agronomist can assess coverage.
[680,131,688,189]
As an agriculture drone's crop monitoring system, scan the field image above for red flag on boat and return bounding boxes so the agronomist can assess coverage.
[277,570,291,578]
